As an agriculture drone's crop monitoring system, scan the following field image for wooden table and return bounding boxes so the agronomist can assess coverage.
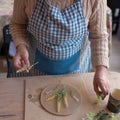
[0,72,120,120]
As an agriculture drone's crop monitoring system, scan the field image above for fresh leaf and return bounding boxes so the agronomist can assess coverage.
[97,92,103,104]
[86,112,95,119]
[83,110,119,120]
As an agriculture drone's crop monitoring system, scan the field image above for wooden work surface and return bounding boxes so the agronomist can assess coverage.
[0,72,120,120]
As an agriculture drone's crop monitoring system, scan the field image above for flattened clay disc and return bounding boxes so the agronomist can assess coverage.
[40,84,81,116]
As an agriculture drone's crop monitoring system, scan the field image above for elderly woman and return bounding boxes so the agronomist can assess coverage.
[10,0,110,99]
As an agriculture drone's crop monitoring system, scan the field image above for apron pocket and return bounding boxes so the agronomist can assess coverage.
[34,48,80,75]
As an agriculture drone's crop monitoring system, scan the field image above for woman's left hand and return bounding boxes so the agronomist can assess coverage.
[93,66,110,100]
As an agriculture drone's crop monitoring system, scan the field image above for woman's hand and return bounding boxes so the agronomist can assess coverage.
[93,66,110,100]
[13,44,30,72]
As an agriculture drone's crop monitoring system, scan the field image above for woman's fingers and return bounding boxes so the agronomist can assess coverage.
[94,81,99,95]
[13,54,22,69]
[21,53,30,67]
[94,66,110,99]
[99,80,108,93]
[94,77,110,100]
[13,44,30,72]
[20,60,28,73]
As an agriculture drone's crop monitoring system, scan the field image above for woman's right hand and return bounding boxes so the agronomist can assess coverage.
[13,44,30,72]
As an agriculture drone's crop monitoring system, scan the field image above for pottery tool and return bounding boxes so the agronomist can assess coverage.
[70,90,79,102]
[0,114,16,118]
[16,61,39,73]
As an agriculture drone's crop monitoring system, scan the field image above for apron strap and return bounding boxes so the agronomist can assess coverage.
[76,0,81,2]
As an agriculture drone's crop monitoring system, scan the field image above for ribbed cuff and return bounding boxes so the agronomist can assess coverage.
[92,56,109,69]
[13,37,29,49]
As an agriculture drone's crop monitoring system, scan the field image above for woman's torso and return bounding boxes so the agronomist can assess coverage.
[27,0,91,74]
[25,0,94,27]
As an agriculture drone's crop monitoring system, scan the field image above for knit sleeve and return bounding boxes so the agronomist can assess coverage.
[88,0,109,68]
[10,0,29,48]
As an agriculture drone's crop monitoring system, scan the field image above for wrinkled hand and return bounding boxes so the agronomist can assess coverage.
[93,66,110,100]
[13,44,30,72]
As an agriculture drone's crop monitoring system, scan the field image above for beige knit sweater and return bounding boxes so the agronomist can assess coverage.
[10,0,109,68]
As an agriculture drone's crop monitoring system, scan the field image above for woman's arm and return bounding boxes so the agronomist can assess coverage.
[88,0,110,99]
[10,0,29,48]
[10,0,31,71]
[88,0,109,69]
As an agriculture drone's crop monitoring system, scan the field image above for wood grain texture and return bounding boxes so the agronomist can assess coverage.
[24,72,120,120]
[0,72,120,120]
[0,78,24,120]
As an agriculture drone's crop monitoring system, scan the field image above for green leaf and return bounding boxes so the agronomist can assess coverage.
[56,89,66,101]
[86,112,95,119]
[97,92,103,104]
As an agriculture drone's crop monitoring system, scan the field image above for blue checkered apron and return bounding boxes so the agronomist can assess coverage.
[26,0,91,75]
